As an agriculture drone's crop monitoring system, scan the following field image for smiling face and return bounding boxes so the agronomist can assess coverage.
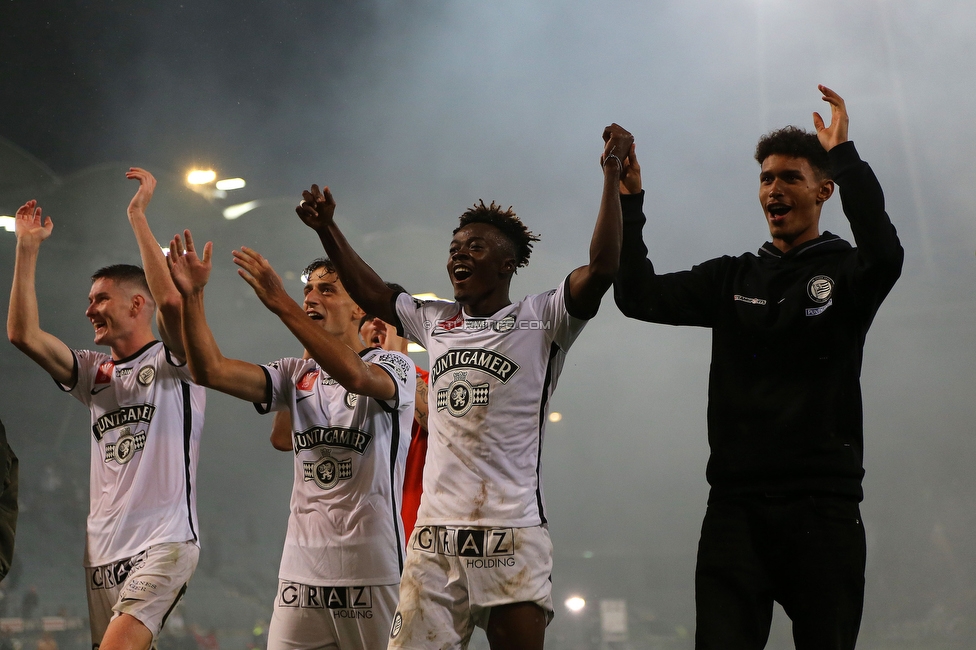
[302,266,362,338]
[447,222,517,310]
[85,278,140,349]
[759,154,835,253]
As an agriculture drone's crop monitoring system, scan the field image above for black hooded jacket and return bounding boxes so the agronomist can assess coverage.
[614,141,904,501]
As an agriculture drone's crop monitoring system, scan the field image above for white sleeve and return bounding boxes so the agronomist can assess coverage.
[370,350,416,411]
[60,349,108,406]
[253,357,301,414]
[536,277,588,352]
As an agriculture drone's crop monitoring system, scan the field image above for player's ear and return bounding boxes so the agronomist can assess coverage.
[817,178,835,204]
[130,293,145,314]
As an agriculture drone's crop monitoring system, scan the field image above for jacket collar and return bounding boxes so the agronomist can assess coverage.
[758,231,850,259]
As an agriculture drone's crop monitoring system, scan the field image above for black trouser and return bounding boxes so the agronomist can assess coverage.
[694,495,866,650]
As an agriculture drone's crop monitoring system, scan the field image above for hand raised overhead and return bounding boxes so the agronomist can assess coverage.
[166,229,213,296]
[232,246,290,314]
[813,84,849,152]
[296,184,337,231]
[14,200,53,248]
[125,167,157,216]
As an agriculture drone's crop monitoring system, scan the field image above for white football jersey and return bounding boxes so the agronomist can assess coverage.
[63,341,206,567]
[257,348,414,586]
[395,278,587,528]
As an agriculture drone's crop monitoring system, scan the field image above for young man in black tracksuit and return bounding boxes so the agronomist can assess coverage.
[613,86,903,649]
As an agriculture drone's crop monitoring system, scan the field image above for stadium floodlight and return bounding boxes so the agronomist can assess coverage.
[565,596,586,613]
[0,216,14,232]
[223,200,261,220]
[187,169,217,185]
[215,177,246,191]
[548,412,562,423]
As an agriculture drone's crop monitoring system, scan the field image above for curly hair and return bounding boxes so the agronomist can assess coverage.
[755,126,831,179]
[454,200,540,269]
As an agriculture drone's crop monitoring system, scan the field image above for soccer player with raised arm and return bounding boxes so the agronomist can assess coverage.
[167,233,413,650]
[294,125,634,650]
[7,170,205,650]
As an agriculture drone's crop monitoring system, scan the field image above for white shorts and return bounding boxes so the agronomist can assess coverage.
[267,580,398,650]
[388,525,554,649]
[87,541,199,646]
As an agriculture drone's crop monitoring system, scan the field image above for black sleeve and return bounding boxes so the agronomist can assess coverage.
[613,191,725,327]
[829,141,904,311]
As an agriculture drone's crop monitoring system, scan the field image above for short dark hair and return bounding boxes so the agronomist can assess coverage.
[360,282,407,329]
[91,264,151,296]
[303,258,337,280]
[454,200,540,269]
[755,126,831,179]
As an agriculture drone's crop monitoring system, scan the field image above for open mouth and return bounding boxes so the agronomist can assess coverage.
[767,203,791,217]
[306,311,324,321]
[453,265,472,281]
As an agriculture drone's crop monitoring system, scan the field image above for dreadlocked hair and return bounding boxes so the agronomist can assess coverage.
[454,200,541,269]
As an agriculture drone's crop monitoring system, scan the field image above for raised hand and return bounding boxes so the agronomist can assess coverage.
[296,184,337,231]
[601,123,636,180]
[14,200,53,249]
[618,142,642,195]
[125,167,157,216]
[166,229,213,296]
[813,84,849,152]
[232,247,290,314]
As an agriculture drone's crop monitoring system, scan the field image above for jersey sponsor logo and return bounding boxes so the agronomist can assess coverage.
[377,352,412,384]
[137,366,155,386]
[294,425,373,454]
[430,348,519,384]
[297,369,320,391]
[733,294,767,306]
[436,372,489,417]
[279,582,373,613]
[807,275,834,303]
[390,612,403,638]
[805,298,833,317]
[92,361,115,394]
[303,450,354,489]
[115,367,133,378]
[433,310,464,334]
[92,404,156,442]
[413,526,515,559]
[104,426,148,464]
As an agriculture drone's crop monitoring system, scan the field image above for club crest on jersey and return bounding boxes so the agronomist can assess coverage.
[807,275,834,304]
[430,348,519,384]
[303,450,353,490]
[436,372,490,417]
[344,391,358,409]
[137,366,155,386]
[92,361,115,394]
[377,353,412,384]
[104,425,148,464]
